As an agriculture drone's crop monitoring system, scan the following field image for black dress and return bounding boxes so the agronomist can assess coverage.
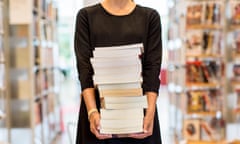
[74,3,163,144]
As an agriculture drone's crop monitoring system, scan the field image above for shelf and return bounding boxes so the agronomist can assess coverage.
[233,108,240,114]
[186,83,220,89]
[186,24,223,30]
[186,54,222,59]
[187,140,226,144]
[187,111,217,116]
[229,25,240,31]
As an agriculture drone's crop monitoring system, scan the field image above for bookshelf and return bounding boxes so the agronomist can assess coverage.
[225,0,240,142]
[8,0,60,143]
[0,0,10,143]
[167,0,227,143]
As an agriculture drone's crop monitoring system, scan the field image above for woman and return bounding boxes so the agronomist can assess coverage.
[74,0,163,143]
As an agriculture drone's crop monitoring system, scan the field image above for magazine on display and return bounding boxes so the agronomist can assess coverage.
[230,0,240,26]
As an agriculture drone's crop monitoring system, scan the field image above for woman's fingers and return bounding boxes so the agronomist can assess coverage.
[89,112,112,139]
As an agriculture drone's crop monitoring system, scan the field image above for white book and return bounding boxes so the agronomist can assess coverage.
[104,102,148,109]
[103,95,147,104]
[94,74,142,84]
[100,108,143,120]
[99,88,143,97]
[93,48,142,58]
[100,127,143,134]
[100,119,143,129]
[97,82,142,90]
[91,57,141,68]
[95,43,144,51]
[93,65,142,76]
[101,127,143,134]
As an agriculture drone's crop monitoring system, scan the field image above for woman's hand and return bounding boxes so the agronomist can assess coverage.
[89,111,112,140]
[128,108,155,139]
[128,91,157,139]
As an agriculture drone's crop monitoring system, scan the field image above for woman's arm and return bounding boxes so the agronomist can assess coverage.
[129,9,162,139]
[74,9,112,140]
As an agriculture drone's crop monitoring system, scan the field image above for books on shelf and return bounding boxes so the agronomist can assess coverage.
[91,43,146,135]
[229,1,240,26]
[186,60,221,84]
[185,30,223,56]
[186,89,221,113]
[186,1,223,28]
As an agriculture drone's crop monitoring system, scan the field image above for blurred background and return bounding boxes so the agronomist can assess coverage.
[1,0,240,144]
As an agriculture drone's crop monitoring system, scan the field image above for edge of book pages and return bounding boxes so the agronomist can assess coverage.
[94,43,144,51]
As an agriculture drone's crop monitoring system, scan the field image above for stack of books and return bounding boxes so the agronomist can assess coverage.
[91,43,147,135]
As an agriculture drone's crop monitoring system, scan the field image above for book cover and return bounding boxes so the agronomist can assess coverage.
[230,1,240,26]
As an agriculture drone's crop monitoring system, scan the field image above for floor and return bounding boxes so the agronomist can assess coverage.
[52,76,173,144]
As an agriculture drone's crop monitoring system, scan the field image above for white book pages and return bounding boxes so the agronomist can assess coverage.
[91,57,141,68]
[103,95,147,104]
[93,65,142,76]
[99,88,143,97]
[97,82,142,90]
[93,48,142,58]
[100,108,143,120]
[100,127,143,134]
[95,43,143,51]
[93,74,142,84]
[100,119,143,128]
[104,102,148,109]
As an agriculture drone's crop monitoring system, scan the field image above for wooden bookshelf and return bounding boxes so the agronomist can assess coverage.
[7,0,60,144]
[168,0,227,143]
[187,140,226,144]
[0,0,10,143]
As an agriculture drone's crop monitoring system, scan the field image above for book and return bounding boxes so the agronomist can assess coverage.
[101,95,148,109]
[102,95,147,104]
[93,74,142,85]
[93,65,142,76]
[93,48,142,58]
[99,88,143,97]
[186,3,203,26]
[97,82,141,90]
[230,1,240,26]
[100,119,143,134]
[100,108,144,120]
[95,43,144,51]
[91,57,141,68]
[183,119,201,141]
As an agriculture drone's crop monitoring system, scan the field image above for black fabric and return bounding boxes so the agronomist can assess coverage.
[76,88,162,144]
[74,3,163,144]
[74,3,162,94]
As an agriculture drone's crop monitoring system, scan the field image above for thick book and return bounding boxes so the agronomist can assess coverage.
[93,48,142,58]
[97,82,142,90]
[95,43,144,51]
[100,119,143,134]
[93,74,142,85]
[99,88,143,97]
[93,65,142,76]
[91,57,141,68]
[100,108,143,120]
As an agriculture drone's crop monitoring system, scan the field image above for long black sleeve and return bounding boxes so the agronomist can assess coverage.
[142,10,162,94]
[74,9,94,91]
